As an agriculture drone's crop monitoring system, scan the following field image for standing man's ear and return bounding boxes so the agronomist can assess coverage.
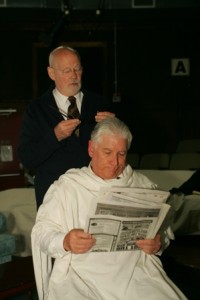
[47,67,55,81]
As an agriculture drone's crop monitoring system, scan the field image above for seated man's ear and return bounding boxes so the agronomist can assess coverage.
[88,140,94,158]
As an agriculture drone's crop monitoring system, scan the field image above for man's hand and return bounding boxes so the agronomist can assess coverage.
[54,119,81,141]
[63,229,96,254]
[135,233,161,254]
[95,111,115,123]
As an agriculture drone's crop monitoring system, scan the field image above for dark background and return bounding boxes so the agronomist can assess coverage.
[0,5,199,299]
[0,0,200,159]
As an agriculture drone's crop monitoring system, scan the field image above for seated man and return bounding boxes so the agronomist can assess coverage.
[31,117,187,300]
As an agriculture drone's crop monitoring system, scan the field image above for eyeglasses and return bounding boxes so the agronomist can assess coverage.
[50,66,82,77]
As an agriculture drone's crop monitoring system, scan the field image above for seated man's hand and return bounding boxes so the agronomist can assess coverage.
[135,233,161,254]
[63,228,96,254]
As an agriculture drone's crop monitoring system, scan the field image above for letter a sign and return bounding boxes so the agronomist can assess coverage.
[171,58,190,76]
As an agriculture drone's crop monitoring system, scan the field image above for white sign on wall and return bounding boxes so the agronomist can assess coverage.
[171,58,190,76]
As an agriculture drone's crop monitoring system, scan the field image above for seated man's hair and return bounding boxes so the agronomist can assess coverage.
[91,117,132,150]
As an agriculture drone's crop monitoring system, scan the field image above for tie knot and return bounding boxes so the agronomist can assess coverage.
[68,96,76,104]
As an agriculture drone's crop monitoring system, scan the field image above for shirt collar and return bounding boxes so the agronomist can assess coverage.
[53,88,83,112]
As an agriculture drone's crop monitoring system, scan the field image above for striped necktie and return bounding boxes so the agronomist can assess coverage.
[68,96,80,136]
[67,96,80,119]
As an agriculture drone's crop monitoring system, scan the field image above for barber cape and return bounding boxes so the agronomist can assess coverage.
[31,164,187,300]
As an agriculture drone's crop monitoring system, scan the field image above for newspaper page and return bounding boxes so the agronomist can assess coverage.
[98,186,170,203]
[86,188,171,252]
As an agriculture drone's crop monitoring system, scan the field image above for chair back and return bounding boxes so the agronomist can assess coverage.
[139,153,170,169]
[176,139,200,153]
[169,153,200,170]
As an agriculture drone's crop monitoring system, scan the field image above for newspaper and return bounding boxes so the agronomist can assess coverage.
[86,187,171,252]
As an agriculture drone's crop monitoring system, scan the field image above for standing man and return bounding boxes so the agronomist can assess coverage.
[18,46,115,208]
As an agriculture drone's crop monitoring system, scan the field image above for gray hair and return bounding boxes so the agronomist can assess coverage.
[49,45,81,66]
[91,117,133,150]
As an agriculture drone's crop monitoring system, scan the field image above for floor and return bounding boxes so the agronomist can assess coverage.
[7,289,38,300]
[161,235,200,300]
[162,258,200,300]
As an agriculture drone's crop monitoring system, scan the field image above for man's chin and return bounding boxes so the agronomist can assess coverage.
[70,83,81,91]
[103,171,120,180]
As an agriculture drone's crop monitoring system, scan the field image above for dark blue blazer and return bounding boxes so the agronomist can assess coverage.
[18,86,113,207]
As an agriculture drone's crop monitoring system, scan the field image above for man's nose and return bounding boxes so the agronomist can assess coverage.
[111,154,119,165]
[71,70,78,78]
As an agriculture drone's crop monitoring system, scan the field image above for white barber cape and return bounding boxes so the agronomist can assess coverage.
[31,164,187,300]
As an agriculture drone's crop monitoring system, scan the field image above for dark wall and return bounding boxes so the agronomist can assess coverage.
[0,7,200,155]
[111,12,200,153]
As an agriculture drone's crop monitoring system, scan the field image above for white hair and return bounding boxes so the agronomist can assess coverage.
[91,117,133,150]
